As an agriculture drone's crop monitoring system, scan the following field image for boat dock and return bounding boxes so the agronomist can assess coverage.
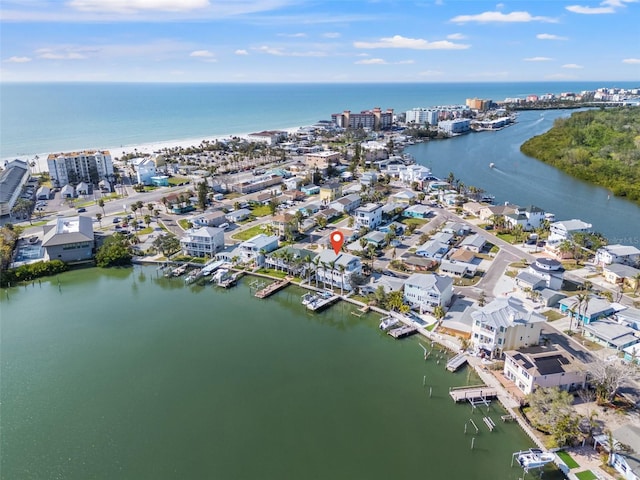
[255,278,290,298]
[449,385,498,403]
[446,353,468,372]
[307,292,339,312]
[387,325,418,339]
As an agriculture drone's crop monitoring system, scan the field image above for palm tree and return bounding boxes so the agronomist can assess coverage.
[328,260,336,290]
[337,264,346,295]
[98,198,105,216]
[320,262,329,288]
[558,240,573,259]
[96,213,103,227]
[302,254,312,284]
[131,203,139,219]
[144,214,152,230]
[311,257,321,287]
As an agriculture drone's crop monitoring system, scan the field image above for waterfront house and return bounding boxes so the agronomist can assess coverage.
[265,246,315,276]
[478,204,519,222]
[503,345,586,396]
[312,249,362,291]
[238,234,279,266]
[558,296,615,325]
[548,219,592,241]
[459,233,486,253]
[470,296,546,358]
[515,258,565,291]
[403,273,453,314]
[42,215,94,263]
[225,208,251,223]
[361,273,406,295]
[504,205,545,231]
[596,244,640,267]
[354,203,383,231]
[319,182,342,204]
[180,227,225,258]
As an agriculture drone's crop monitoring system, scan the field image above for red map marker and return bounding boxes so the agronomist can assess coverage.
[330,231,344,255]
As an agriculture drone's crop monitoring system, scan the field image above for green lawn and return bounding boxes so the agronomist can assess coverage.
[401,218,428,227]
[557,451,580,469]
[178,219,191,230]
[232,224,268,241]
[575,470,598,480]
[168,176,189,186]
[329,214,346,224]
[542,310,565,322]
[496,232,517,244]
[251,205,272,217]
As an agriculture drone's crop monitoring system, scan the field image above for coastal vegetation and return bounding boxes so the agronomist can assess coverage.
[96,233,132,267]
[0,260,68,288]
[520,107,640,204]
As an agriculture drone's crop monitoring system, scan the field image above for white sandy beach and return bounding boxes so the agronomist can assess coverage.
[7,126,304,174]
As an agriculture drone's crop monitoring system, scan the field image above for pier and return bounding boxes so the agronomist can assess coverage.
[254,278,291,298]
[445,353,468,372]
[449,385,498,403]
[387,325,418,339]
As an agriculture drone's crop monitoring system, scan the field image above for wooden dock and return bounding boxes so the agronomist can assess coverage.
[449,386,498,403]
[254,278,290,298]
[446,353,468,372]
[387,325,418,339]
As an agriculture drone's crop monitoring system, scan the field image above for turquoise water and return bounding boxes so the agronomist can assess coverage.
[2,81,637,158]
[0,266,563,479]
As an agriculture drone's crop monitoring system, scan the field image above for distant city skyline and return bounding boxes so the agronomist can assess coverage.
[1,0,639,83]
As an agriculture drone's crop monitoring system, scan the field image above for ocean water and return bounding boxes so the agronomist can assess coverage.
[2,81,638,159]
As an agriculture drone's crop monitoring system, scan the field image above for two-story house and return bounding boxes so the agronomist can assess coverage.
[503,345,586,395]
[595,244,640,267]
[319,182,342,204]
[548,219,592,241]
[329,193,361,214]
[504,205,546,231]
[42,215,94,263]
[354,203,383,231]
[515,257,565,291]
[313,249,362,291]
[271,213,299,240]
[180,227,225,258]
[471,296,546,358]
[238,234,279,266]
[403,273,453,314]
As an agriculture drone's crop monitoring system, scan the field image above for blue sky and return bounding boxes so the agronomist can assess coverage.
[1,0,639,82]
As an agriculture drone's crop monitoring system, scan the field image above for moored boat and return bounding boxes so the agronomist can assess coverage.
[379,316,399,331]
[516,448,555,469]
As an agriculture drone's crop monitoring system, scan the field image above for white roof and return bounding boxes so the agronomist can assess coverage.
[471,296,546,329]
[405,273,452,293]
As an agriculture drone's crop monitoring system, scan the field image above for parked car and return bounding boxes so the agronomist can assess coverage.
[112,217,121,224]
[77,208,87,213]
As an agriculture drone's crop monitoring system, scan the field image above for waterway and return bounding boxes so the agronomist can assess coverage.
[407,109,640,247]
[0,266,563,479]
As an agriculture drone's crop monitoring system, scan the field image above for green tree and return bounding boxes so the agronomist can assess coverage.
[96,233,132,267]
[197,181,208,211]
[98,198,105,216]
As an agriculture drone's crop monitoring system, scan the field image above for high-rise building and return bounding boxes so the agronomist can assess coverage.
[331,107,394,130]
[465,98,491,111]
[47,150,114,187]
[405,108,439,125]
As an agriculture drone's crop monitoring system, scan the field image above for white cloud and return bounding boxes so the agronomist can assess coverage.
[322,32,341,38]
[190,49,214,58]
[523,56,553,62]
[622,58,640,64]
[255,45,327,57]
[537,33,568,40]
[356,58,387,65]
[36,48,88,60]
[562,63,583,69]
[354,35,469,50]
[5,56,32,63]
[450,11,557,23]
[566,0,636,14]
[235,49,249,55]
[446,33,466,40]
[68,0,210,13]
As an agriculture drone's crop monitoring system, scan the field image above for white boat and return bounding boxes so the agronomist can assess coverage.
[489,162,495,168]
[517,449,555,469]
[379,316,399,331]
[301,293,316,306]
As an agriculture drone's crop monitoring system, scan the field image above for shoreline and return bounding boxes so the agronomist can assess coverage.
[5,126,304,173]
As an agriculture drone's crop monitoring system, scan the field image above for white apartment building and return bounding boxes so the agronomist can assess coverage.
[47,150,114,187]
[471,296,546,358]
[354,203,383,230]
[403,273,453,314]
[180,227,225,258]
[438,119,471,135]
[405,108,439,125]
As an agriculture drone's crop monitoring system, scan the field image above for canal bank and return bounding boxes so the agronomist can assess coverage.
[1,265,565,479]
[407,109,640,247]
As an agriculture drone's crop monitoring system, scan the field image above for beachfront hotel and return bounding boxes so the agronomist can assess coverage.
[47,150,114,187]
[331,107,394,131]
